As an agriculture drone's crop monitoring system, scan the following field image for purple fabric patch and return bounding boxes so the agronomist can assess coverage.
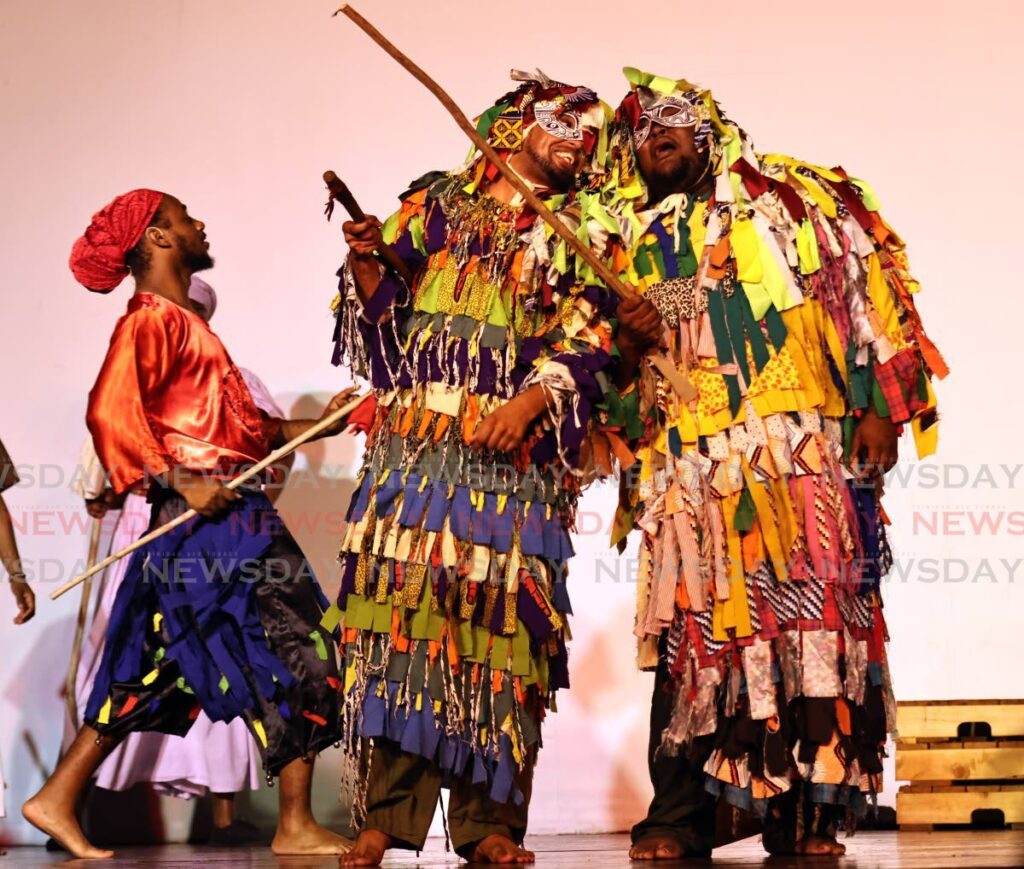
[516,582,554,641]
[397,473,431,527]
[375,471,404,519]
[346,474,373,523]
[449,486,473,540]
[519,501,545,556]
[423,481,452,532]
[492,501,514,553]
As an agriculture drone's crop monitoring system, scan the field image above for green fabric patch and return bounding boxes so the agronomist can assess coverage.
[764,305,788,352]
[310,630,329,662]
[510,622,534,678]
[320,603,343,633]
[705,289,734,366]
[871,377,891,418]
[668,425,683,458]
[739,288,771,374]
[734,486,756,532]
[344,594,377,632]
[633,246,654,279]
[724,291,751,386]
[408,214,427,256]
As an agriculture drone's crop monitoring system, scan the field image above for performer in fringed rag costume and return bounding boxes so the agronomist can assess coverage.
[331,71,620,865]
[605,69,947,857]
[24,189,367,859]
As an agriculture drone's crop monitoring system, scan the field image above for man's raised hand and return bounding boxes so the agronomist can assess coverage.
[342,217,384,256]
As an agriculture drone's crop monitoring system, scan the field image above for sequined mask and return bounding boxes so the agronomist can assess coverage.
[633,94,698,149]
[532,100,585,141]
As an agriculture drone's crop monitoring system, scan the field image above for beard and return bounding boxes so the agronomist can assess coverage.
[522,136,577,190]
[644,149,709,200]
[176,232,214,272]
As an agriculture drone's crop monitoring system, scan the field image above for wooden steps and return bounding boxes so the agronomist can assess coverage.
[895,700,1024,830]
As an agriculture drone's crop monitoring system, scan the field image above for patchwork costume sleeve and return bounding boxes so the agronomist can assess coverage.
[516,200,619,471]
[788,165,948,458]
[332,186,442,390]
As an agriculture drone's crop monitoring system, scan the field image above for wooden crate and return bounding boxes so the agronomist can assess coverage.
[896,700,1024,829]
[897,700,1024,741]
[897,784,1024,826]
[896,740,1024,783]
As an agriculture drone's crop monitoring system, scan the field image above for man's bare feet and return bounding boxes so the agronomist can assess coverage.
[796,834,846,856]
[468,833,535,864]
[23,793,114,860]
[339,829,390,867]
[271,821,352,856]
[629,835,684,860]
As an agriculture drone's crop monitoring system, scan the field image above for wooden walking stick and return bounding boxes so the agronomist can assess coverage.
[333,5,696,401]
[50,391,369,601]
[323,170,414,286]
[64,515,103,725]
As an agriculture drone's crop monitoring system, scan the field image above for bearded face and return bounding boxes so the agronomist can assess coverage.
[516,122,587,190]
[635,122,709,201]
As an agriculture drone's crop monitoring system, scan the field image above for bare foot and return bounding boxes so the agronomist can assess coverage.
[629,835,684,860]
[339,829,390,866]
[468,833,535,864]
[797,834,846,856]
[23,794,114,860]
[271,821,352,856]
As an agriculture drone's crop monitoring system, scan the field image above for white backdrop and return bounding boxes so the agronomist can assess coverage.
[1,0,1022,845]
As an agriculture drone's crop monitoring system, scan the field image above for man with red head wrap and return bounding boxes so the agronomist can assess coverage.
[24,190,366,859]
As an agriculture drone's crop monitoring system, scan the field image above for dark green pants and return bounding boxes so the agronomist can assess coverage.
[364,740,533,857]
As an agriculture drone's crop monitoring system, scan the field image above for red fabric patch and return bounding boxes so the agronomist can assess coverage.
[345,394,378,434]
[117,695,140,719]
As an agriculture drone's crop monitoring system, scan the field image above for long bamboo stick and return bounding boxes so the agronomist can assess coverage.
[50,393,369,601]
[333,5,696,401]
[335,5,632,299]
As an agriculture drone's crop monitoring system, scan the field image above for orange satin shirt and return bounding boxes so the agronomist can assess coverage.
[87,292,282,494]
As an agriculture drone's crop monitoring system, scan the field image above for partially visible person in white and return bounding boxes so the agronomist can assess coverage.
[64,276,294,844]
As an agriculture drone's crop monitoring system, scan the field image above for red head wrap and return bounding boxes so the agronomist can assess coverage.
[69,189,164,292]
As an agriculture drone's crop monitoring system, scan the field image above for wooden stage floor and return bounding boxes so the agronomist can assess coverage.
[4,830,1023,867]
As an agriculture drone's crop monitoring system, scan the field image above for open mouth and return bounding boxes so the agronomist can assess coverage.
[653,140,677,157]
[552,147,579,167]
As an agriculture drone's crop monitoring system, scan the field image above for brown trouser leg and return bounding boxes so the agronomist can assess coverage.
[362,740,533,856]
[447,748,534,857]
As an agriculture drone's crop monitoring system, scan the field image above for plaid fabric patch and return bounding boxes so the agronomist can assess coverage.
[874,349,925,423]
